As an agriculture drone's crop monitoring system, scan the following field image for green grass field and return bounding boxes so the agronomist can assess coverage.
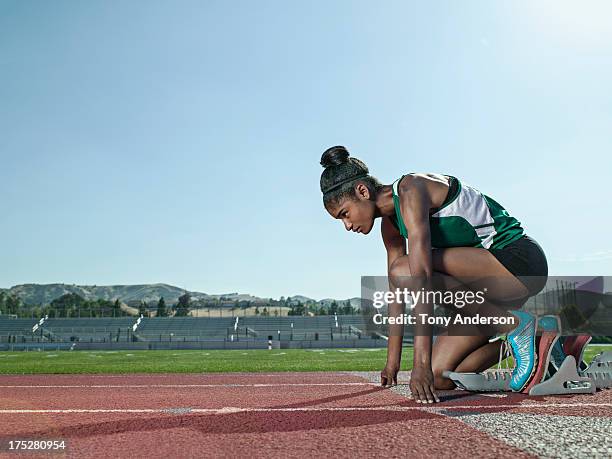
[0,348,392,374]
[0,345,610,374]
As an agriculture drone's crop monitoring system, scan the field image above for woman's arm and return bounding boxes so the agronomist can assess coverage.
[396,175,440,403]
[380,217,406,386]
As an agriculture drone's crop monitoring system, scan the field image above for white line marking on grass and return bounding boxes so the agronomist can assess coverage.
[1,403,611,415]
[0,372,351,378]
[0,383,378,389]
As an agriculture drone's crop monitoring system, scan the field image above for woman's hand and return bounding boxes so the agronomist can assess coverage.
[409,364,440,403]
[380,361,400,387]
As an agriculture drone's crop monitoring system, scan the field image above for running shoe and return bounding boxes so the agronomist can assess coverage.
[507,310,538,391]
[522,315,561,394]
[563,334,592,372]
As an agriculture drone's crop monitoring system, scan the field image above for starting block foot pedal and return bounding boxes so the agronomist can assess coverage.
[529,355,595,396]
[443,369,511,392]
[583,351,612,389]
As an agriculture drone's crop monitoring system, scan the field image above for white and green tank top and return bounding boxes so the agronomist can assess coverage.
[390,174,524,250]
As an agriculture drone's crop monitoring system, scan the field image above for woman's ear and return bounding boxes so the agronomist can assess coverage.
[355,182,371,200]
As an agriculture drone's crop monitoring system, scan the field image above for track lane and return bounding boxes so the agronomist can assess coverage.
[1,372,609,458]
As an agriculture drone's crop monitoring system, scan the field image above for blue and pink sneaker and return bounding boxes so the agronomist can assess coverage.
[507,310,538,391]
[522,315,561,393]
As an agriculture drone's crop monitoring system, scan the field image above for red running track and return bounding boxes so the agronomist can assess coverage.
[0,373,610,458]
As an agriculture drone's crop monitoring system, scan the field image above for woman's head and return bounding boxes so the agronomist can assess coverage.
[320,146,383,234]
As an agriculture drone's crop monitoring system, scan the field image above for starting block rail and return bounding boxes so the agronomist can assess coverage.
[583,351,612,390]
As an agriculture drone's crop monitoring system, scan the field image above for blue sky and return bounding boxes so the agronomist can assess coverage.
[1,1,611,299]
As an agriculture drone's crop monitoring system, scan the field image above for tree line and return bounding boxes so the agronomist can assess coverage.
[0,291,359,318]
[0,292,128,318]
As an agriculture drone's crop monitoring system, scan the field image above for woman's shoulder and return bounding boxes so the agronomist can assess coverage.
[395,173,451,192]
[394,173,456,210]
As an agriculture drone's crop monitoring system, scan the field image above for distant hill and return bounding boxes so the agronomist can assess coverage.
[1,283,360,309]
[285,295,315,305]
[4,283,204,306]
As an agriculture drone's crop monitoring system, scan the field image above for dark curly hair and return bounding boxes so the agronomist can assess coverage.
[319,146,383,207]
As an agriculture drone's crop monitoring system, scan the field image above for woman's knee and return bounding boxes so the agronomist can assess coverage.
[389,256,411,287]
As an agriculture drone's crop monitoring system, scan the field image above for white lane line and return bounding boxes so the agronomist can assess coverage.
[0,383,378,388]
[0,373,354,378]
[1,403,611,414]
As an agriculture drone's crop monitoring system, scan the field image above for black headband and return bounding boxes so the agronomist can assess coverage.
[322,173,368,195]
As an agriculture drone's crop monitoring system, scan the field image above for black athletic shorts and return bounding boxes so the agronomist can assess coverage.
[489,235,548,297]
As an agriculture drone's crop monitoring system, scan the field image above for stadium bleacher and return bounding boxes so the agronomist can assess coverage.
[0,318,38,342]
[44,317,135,343]
[137,317,234,341]
[239,315,368,340]
[0,315,376,345]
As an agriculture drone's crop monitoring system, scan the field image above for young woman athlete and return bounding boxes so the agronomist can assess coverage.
[319,146,548,403]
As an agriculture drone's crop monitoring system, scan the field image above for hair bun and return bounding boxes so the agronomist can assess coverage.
[320,146,350,168]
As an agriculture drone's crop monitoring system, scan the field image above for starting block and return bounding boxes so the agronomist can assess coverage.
[582,351,612,390]
[443,315,607,396]
[529,355,595,395]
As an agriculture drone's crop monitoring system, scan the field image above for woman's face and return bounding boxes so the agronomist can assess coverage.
[326,186,376,235]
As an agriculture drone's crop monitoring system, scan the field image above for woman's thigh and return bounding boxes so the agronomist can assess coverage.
[431,247,529,301]
[390,247,528,301]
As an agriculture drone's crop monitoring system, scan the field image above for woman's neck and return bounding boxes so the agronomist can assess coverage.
[374,185,396,218]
